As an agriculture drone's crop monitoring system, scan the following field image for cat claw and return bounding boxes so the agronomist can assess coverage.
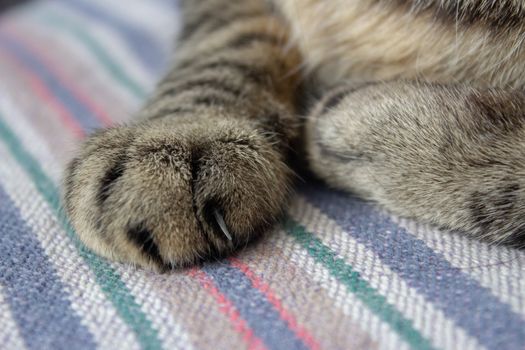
[213,208,233,241]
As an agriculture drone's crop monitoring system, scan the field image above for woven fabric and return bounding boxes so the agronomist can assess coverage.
[0,1,524,349]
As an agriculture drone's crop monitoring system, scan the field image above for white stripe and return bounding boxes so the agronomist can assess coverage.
[0,108,194,350]
[90,0,181,50]
[12,13,139,110]
[0,285,28,350]
[34,1,157,89]
[394,216,525,317]
[290,197,484,350]
[268,218,410,350]
[0,94,66,181]
[0,141,141,350]
[114,265,194,350]
[3,18,133,125]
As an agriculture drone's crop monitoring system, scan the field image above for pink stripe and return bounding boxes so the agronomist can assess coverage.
[188,269,266,350]
[0,50,84,138]
[230,258,320,350]
[2,26,114,126]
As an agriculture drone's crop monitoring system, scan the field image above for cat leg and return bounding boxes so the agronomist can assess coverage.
[63,0,302,270]
[306,81,525,247]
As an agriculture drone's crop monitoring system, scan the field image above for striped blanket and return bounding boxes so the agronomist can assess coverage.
[0,1,524,349]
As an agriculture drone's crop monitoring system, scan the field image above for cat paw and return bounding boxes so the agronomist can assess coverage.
[306,81,525,247]
[63,116,292,270]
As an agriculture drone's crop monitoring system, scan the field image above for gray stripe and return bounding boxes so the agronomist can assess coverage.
[303,183,525,350]
[0,185,97,350]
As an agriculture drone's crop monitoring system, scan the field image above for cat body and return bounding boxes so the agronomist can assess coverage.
[63,0,525,270]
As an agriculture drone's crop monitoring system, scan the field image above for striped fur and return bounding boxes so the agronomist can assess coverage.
[64,0,302,269]
[63,0,525,271]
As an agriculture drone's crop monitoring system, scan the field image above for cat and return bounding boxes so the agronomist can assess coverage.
[63,0,525,271]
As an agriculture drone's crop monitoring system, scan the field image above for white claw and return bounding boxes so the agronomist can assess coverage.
[213,209,232,241]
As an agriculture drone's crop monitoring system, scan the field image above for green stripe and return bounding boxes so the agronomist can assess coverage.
[0,115,162,350]
[31,10,146,99]
[284,218,435,350]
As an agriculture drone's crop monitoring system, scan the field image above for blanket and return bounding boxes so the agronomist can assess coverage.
[0,0,524,349]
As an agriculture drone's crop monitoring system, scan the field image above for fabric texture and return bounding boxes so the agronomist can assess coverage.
[0,0,524,349]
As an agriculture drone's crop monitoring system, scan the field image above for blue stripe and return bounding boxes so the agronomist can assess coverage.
[303,184,525,350]
[60,0,167,74]
[0,185,96,350]
[0,33,101,133]
[203,263,309,350]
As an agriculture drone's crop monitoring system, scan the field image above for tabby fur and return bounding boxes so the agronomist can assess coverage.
[63,0,525,270]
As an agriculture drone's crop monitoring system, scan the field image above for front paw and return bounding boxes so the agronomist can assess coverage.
[306,81,525,247]
[63,117,292,270]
